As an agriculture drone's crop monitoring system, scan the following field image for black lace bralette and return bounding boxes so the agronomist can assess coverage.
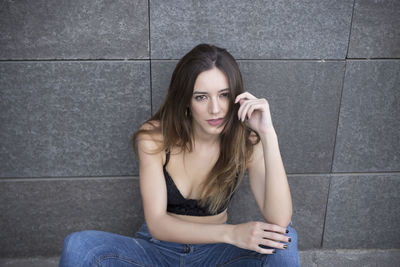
[163,149,234,216]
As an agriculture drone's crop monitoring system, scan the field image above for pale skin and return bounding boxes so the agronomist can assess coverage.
[137,67,292,254]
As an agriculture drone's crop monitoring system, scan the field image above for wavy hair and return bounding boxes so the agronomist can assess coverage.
[131,44,259,214]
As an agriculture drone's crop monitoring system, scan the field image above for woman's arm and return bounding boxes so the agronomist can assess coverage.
[236,92,293,228]
[248,130,292,227]
[137,132,289,254]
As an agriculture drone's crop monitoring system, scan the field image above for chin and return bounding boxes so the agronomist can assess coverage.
[193,119,226,137]
[207,124,225,135]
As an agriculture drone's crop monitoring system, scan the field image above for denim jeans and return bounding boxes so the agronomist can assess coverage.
[59,222,300,267]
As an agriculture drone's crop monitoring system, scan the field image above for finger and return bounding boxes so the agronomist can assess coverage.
[247,101,268,119]
[248,105,255,119]
[235,92,257,103]
[237,99,258,121]
[239,100,254,121]
[255,246,276,255]
[240,100,267,121]
[235,92,256,104]
[262,231,289,243]
[259,238,287,250]
[237,99,249,120]
[260,222,288,234]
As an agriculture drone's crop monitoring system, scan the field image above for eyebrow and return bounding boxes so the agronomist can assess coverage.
[193,88,230,94]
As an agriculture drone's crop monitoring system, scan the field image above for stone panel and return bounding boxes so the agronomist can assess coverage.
[152,60,345,173]
[151,60,178,114]
[333,60,400,172]
[348,0,400,58]
[227,174,265,224]
[315,249,400,267]
[239,61,344,173]
[0,61,150,177]
[0,0,149,59]
[323,174,400,249]
[300,249,400,267]
[0,177,143,257]
[299,251,316,267]
[228,175,330,249]
[0,257,60,267]
[288,176,330,249]
[150,0,353,59]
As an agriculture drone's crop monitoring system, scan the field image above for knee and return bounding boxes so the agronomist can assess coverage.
[63,230,98,250]
[59,230,102,266]
[63,231,81,247]
[268,225,300,266]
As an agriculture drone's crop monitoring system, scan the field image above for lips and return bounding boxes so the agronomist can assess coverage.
[207,118,224,126]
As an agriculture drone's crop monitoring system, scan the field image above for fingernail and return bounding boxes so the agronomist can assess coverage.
[283,245,288,249]
[288,237,292,243]
[286,229,289,233]
[272,250,276,254]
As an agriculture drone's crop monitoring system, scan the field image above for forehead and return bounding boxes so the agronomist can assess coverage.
[193,68,229,93]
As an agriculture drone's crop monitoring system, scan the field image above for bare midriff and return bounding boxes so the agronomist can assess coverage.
[167,209,228,224]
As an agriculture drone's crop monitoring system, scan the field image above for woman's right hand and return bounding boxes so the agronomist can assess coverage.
[230,221,290,254]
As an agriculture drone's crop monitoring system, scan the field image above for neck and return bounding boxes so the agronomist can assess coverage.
[192,125,221,148]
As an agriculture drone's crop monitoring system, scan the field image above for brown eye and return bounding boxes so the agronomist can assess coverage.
[195,95,207,101]
[220,93,230,98]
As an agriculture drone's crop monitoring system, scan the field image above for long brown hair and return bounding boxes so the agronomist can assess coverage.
[132,44,259,214]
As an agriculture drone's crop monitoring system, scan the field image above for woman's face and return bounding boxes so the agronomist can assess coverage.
[190,67,230,137]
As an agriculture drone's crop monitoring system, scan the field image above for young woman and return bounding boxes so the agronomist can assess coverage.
[59,44,300,266]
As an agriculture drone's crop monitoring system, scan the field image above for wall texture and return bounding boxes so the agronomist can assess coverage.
[1,0,399,265]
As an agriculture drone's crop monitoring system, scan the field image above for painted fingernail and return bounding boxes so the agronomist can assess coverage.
[288,237,292,243]
[286,229,289,233]
[283,245,288,249]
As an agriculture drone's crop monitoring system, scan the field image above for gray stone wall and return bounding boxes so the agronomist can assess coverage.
[1,0,399,263]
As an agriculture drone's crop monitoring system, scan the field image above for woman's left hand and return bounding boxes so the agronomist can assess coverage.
[235,92,275,135]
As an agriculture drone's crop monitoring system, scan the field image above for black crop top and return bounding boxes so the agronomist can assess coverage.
[164,150,235,216]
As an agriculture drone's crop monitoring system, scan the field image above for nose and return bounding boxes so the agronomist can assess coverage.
[209,96,220,114]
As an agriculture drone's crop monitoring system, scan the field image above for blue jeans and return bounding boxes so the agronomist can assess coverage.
[59,223,300,266]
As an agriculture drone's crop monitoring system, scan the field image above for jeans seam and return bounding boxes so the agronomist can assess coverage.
[94,254,154,267]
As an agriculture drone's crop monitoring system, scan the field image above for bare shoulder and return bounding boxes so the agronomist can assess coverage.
[140,120,161,131]
[137,120,164,155]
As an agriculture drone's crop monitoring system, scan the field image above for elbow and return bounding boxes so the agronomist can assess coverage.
[273,202,293,228]
[145,214,168,240]
[146,218,162,239]
[281,209,293,228]
[269,217,292,229]
[280,209,293,228]
[279,216,292,229]
[263,210,292,228]
[146,221,158,238]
